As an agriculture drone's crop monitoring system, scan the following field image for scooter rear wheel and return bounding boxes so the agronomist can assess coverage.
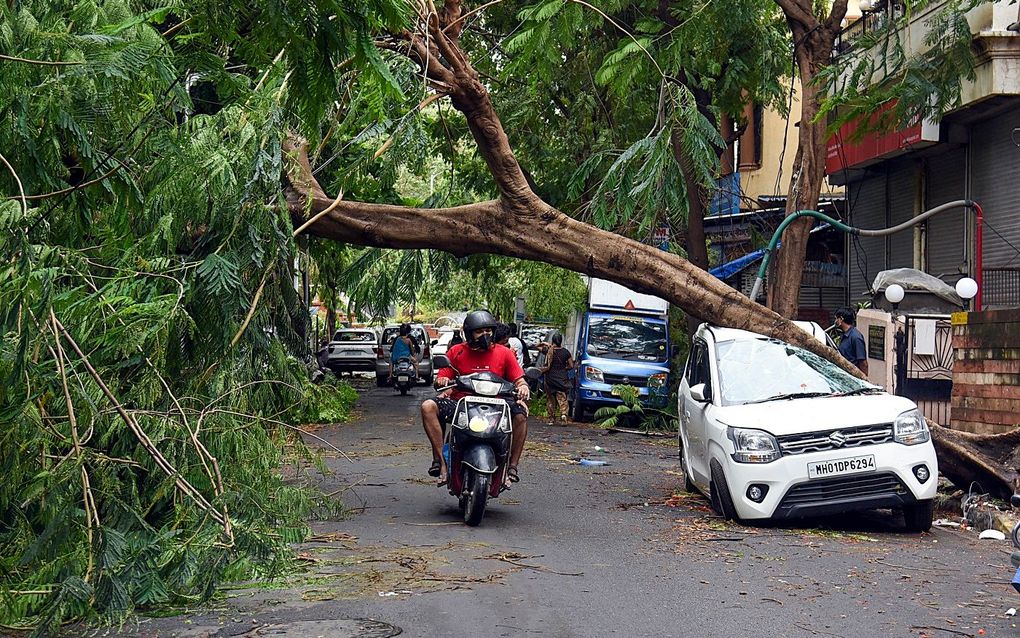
[463,470,490,526]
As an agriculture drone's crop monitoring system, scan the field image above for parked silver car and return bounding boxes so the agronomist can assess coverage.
[374,324,434,387]
[323,329,378,375]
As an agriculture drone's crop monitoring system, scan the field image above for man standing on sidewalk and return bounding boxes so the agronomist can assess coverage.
[834,307,868,374]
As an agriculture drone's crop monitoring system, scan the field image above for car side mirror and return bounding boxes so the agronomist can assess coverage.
[690,383,711,403]
[431,339,438,346]
[433,354,451,369]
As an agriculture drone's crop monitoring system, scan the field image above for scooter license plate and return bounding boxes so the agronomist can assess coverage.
[398,376,409,382]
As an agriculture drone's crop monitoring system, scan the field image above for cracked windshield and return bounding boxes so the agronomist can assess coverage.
[585,316,668,362]
[715,338,874,406]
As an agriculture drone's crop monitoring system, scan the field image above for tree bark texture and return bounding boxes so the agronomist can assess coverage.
[768,0,848,318]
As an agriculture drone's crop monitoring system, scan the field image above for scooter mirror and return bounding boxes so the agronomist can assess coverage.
[524,366,543,381]
[433,354,452,370]
[1011,494,1020,508]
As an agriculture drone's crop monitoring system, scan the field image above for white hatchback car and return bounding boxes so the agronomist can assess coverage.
[678,324,937,532]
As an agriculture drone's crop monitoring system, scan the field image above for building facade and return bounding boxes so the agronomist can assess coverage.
[826,0,1020,310]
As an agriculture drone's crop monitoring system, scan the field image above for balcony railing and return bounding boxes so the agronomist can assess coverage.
[834,2,906,56]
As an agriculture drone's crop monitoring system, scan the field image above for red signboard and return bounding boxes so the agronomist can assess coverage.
[825,102,939,175]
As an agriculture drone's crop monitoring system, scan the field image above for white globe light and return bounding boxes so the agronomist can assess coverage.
[884,284,905,304]
[956,277,978,300]
[859,0,873,10]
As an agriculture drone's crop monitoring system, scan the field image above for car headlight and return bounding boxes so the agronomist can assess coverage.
[894,408,930,445]
[584,366,604,383]
[727,427,781,463]
[648,373,668,389]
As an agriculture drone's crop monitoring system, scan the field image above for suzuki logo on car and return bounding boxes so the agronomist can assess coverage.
[621,377,630,384]
[828,430,847,447]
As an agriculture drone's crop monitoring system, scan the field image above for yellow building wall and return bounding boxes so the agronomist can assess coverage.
[738,78,845,204]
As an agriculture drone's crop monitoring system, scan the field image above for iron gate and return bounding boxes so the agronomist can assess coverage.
[894,315,954,425]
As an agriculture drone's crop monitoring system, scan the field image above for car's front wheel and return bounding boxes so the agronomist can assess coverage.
[903,500,934,533]
[710,460,739,521]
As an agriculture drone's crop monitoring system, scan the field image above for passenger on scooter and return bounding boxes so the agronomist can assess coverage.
[420,310,531,488]
[389,323,417,382]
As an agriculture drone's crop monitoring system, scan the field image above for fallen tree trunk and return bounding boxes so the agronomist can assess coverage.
[283,0,1017,499]
[930,422,1020,499]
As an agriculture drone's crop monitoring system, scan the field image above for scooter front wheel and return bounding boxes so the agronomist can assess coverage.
[463,470,490,526]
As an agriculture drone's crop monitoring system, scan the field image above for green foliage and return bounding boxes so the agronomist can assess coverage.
[289,376,359,424]
[817,0,983,134]
[593,385,678,433]
[0,0,407,630]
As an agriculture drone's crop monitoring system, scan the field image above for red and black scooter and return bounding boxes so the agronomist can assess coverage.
[434,355,515,526]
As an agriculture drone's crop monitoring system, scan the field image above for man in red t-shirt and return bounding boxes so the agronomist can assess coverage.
[421,310,530,487]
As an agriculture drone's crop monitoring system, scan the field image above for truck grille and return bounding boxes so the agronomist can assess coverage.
[779,472,907,508]
[602,373,648,387]
[776,424,893,456]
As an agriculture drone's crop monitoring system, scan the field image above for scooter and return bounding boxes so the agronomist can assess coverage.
[434,355,515,526]
[393,357,417,395]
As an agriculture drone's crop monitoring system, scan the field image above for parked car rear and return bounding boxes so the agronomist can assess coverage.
[323,329,378,375]
[374,324,434,387]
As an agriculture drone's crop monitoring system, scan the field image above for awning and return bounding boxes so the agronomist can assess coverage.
[709,250,764,280]
[709,222,834,282]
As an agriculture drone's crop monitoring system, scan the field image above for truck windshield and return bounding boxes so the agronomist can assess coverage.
[586,317,667,362]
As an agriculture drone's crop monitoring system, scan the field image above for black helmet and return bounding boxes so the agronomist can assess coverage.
[463,310,497,349]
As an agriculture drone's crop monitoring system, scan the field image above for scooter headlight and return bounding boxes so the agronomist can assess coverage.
[472,379,502,396]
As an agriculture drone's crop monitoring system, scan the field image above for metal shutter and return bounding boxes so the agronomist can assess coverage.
[846,174,887,301]
[887,162,916,269]
[970,107,1020,269]
[925,147,968,278]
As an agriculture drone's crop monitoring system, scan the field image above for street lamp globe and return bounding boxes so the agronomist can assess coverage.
[955,277,978,301]
[884,284,905,305]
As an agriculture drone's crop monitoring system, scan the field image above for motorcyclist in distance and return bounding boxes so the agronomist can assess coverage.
[420,310,531,487]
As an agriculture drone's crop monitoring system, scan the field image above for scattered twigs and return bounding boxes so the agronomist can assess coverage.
[909,626,975,638]
[51,314,232,540]
[0,53,82,66]
[50,309,100,583]
[0,149,27,217]
[481,553,583,576]
[873,558,959,573]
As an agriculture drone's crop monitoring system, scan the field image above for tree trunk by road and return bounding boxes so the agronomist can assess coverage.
[286,0,1013,498]
[768,0,848,318]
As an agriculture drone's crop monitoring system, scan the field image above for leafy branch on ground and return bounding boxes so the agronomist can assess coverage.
[593,385,678,433]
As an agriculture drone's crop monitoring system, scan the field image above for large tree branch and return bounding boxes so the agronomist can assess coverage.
[773,0,818,29]
[283,138,866,380]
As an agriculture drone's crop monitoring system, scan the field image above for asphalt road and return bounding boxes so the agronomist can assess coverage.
[122,379,1017,638]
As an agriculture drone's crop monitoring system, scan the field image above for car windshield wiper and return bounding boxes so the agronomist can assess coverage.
[834,387,882,397]
[745,391,833,404]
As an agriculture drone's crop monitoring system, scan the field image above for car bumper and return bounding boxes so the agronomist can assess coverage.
[718,442,938,520]
[327,357,376,372]
[374,361,432,378]
[575,386,669,408]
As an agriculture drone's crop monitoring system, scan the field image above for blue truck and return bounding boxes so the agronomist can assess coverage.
[565,278,671,421]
